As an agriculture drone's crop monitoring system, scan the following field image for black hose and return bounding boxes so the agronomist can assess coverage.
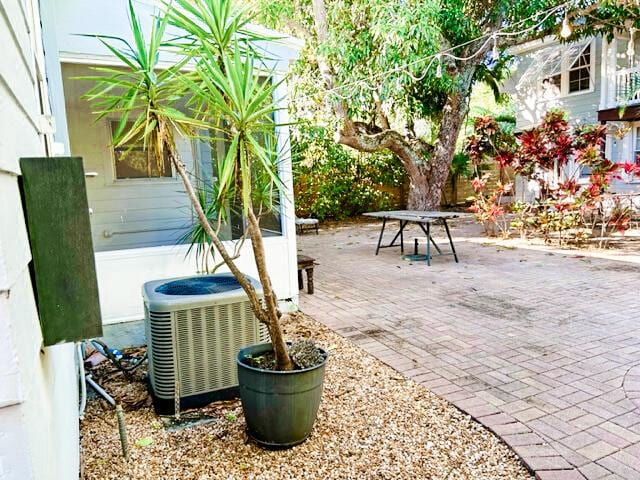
[89,339,147,374]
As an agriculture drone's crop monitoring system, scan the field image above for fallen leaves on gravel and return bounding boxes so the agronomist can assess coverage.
[80,313,531,480]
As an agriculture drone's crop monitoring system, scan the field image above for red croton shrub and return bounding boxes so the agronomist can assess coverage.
[465,116,516,236]
[464,110,635,244]
[515,110,573,177]
[620,161,640,183]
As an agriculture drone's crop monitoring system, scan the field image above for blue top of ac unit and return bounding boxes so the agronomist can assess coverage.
[155,275,242,296]
[142,272,263,311]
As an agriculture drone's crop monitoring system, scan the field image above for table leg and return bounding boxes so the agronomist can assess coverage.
[375,218,387,255]
[430,235,442,254]
[306,267,314,294]
[418,222,442,254]
[426,221,431,266]
[443,219,459,263]
[298,269,303,290]
[388,220,407,248]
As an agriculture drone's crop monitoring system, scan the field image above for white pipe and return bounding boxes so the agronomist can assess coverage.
[77,343,87,420]
[86,375,116,407]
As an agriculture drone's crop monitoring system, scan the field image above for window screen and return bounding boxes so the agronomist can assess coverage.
[111,121,172,179]
[192,127,283,239]
[568,44,591,93]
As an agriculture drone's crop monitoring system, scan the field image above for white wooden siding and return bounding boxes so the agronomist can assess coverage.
[507,37,603,131]
[0,0,79,478]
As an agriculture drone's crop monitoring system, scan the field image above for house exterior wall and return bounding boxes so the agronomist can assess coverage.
[0,0,78,478]
[506,37,603,131]
[61,63,197,252]
[48,0,302,325]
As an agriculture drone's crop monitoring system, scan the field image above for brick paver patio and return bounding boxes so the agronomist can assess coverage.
[298,219,640,480]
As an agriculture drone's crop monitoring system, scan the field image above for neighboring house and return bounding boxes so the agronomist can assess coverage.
[0,0,300,478]
[506,33,640,198]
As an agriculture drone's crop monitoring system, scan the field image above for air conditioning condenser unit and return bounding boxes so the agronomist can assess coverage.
[143,273,269,414]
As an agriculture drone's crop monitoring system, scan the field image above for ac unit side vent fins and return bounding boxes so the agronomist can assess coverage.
[144,274,265,401]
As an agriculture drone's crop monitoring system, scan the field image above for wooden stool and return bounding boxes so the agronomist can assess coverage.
[295,217,319,235]
[297,254,315,294]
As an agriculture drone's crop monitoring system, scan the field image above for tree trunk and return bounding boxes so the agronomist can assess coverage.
[407,167,438,210]
[246,208,294,371]
[411,71,474,210]
[337,79,472,211]
[167,139,293,370]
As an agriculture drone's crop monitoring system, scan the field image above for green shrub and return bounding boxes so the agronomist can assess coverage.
[293,127,406,220]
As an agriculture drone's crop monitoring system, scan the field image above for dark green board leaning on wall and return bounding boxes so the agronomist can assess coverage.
[20,157,102,345]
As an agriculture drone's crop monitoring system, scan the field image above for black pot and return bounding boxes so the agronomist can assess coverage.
[236,342,327,448]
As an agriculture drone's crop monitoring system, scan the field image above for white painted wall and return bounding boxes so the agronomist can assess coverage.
[48,0,301,325]
[505,37,603,131]
[0,0,79,478]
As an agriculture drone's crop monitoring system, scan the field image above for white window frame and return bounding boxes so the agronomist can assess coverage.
[107,119,179,185]
[539,40,596,98]
[634,124,640,169]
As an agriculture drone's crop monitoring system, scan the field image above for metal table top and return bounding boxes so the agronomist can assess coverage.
[363,210,461,221]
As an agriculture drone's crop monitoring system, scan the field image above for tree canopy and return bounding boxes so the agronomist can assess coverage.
[253,0,639,209]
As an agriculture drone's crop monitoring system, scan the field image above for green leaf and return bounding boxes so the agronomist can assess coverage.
[135,437,154,447]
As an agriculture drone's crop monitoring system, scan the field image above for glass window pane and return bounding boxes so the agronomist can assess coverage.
[193,127,283,240]
[567,44,591,93]
[543,74,562,89]
[111,121,172,179]
[571,45,590,69]
[580,77,590,91]
[568,68,590,93]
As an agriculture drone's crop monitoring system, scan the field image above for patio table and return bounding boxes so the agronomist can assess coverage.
[363,210,460,266]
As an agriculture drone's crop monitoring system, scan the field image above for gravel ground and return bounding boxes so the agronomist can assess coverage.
[80,313,532,480]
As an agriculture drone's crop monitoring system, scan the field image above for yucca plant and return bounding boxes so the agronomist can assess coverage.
[82,0,294,370]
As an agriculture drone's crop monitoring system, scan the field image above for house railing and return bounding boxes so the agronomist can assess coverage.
[615,66,640,105]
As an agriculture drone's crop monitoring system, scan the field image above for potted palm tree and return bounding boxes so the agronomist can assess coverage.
[82,0,327,447]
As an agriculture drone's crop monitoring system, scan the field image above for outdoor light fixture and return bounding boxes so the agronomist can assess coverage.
[627,27,636,60]
[560,14,572,38]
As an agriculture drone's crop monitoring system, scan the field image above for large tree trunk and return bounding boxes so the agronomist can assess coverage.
[337,74,473,211]
[311,0,476,211]
[407,70,474,209]
[407,167,436,210]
